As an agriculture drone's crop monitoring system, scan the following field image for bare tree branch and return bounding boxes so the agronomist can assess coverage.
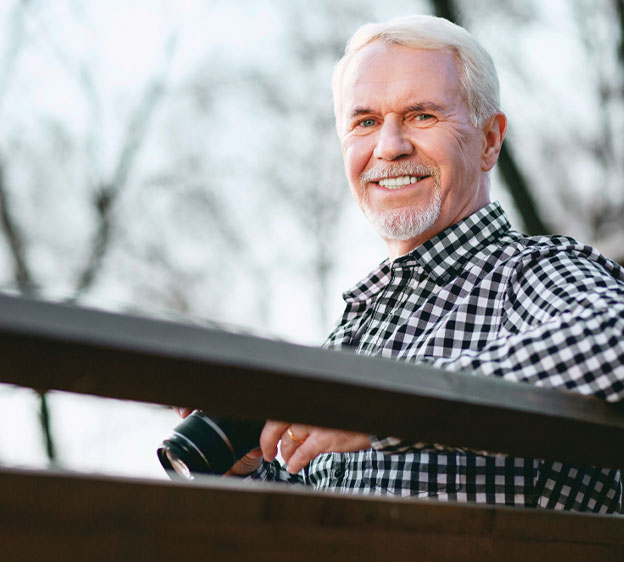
[615,0,624,66]
[496,144,550,235]
[37,391,56,465]
[0,0,37,292]
[429,0,551,235]
[0,163,35,293]
[71,36,176,300]
[0,0,57,469]
[430,0,459,22]
[0,0,32,109]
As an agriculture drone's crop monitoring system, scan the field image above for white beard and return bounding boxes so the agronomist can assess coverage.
[362,185,441,241]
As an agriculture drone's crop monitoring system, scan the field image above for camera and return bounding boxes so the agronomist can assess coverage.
[157,410,264,481]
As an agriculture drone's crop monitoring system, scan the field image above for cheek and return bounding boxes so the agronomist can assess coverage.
[342,138,371,183]
[454,129,483,167]
[421,133,478,182]
[342,145,368,206]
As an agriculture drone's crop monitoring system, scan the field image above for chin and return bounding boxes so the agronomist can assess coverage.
[364,193,441,241]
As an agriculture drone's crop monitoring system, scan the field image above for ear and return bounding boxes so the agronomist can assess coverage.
[480,113,507,172]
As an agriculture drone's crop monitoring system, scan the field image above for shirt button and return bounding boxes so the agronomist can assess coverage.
[334,468,345,479]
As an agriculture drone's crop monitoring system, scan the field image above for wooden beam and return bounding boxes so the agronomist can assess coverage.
[0,294,623,466]
[1,468,622,562]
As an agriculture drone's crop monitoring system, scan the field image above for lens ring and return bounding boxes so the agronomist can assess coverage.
[195,415,236,458]
[166,450,193,480]
[172,430,214,468]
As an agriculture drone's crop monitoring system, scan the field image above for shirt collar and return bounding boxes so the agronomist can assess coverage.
[343,202,511,303]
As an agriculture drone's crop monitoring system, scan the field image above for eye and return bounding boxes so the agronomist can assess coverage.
[357,118,376,128]
[409,113,438,128]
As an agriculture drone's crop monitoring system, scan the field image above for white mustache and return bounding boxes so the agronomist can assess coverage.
[360,164,439,185]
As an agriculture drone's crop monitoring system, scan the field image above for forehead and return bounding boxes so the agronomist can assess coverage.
[340,42,462,117]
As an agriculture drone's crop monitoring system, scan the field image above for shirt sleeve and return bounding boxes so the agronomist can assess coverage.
[430,251,624,401]
[372,249,624,454]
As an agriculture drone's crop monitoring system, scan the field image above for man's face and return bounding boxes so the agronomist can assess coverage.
[339,42,493,258]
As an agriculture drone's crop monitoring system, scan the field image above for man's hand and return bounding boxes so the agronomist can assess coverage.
[173,408,370,476]
[260,421,371,474]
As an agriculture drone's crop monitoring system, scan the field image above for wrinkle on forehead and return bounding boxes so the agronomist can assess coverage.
[339,43,465,131]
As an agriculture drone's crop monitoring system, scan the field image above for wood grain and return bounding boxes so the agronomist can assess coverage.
[1,468,622,562]
[0,294,623,466]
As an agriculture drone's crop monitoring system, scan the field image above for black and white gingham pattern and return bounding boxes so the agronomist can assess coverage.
[249,202,623,513]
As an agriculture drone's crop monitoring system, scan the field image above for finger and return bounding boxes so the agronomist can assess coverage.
[286,433,324,474]
[278,424,308,465]
[286,431,371,473]
[225,447,263,476]
[174,406,194,419]
[260,420,290,462]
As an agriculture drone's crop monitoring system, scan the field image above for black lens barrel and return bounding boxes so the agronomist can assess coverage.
[157,411,264,480]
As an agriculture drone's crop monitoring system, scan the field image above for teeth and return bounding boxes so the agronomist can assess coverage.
[378,175,424,189]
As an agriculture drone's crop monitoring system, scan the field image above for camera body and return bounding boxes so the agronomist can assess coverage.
[157,410,264,480]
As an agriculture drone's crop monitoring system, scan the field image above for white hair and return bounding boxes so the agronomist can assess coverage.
[332,14,500,132]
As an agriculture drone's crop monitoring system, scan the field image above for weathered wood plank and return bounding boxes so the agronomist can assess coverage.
[1,468,622,562]
[0,294,623,466]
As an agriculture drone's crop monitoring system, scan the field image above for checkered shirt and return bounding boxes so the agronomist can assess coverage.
[250,202,624,513]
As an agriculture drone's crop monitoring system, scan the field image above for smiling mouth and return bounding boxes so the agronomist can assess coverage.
[376,175,430,189]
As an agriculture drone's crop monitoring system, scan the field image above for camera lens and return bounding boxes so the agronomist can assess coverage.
[157,411,264,481]
[164,450,192,480]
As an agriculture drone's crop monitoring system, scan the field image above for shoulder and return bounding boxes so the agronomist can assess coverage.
[496,230,623,287]
[493,231,624,323]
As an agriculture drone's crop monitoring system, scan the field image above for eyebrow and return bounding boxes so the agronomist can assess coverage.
[349,107,374,119]
[407,102,445,113]
[349,101,445,120]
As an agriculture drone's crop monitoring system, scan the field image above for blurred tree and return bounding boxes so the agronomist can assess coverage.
[0,1,176,464]
[557,0,624,262]
[0,1,212,465]
[246,1,374,333]
[430,0,551,236]
[0,0,622,472]
[432,0,624,263]
[0,0,36,294]
[0,0,57,463]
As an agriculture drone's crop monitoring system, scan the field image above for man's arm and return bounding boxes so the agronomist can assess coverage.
[430,257,624,401]
[373,250,624,454]
[172,408,369,479]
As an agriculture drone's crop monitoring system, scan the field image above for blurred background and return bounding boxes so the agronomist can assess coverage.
[0,0,622,480]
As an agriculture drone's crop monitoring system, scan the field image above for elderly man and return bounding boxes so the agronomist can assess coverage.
[184,14,624,512]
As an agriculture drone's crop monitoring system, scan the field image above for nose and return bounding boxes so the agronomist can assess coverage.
[373,117,414,161]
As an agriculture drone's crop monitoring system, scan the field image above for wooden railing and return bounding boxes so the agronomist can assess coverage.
[0,293,623,561]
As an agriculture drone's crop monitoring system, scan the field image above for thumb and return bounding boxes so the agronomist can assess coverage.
[225,447,263,476]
